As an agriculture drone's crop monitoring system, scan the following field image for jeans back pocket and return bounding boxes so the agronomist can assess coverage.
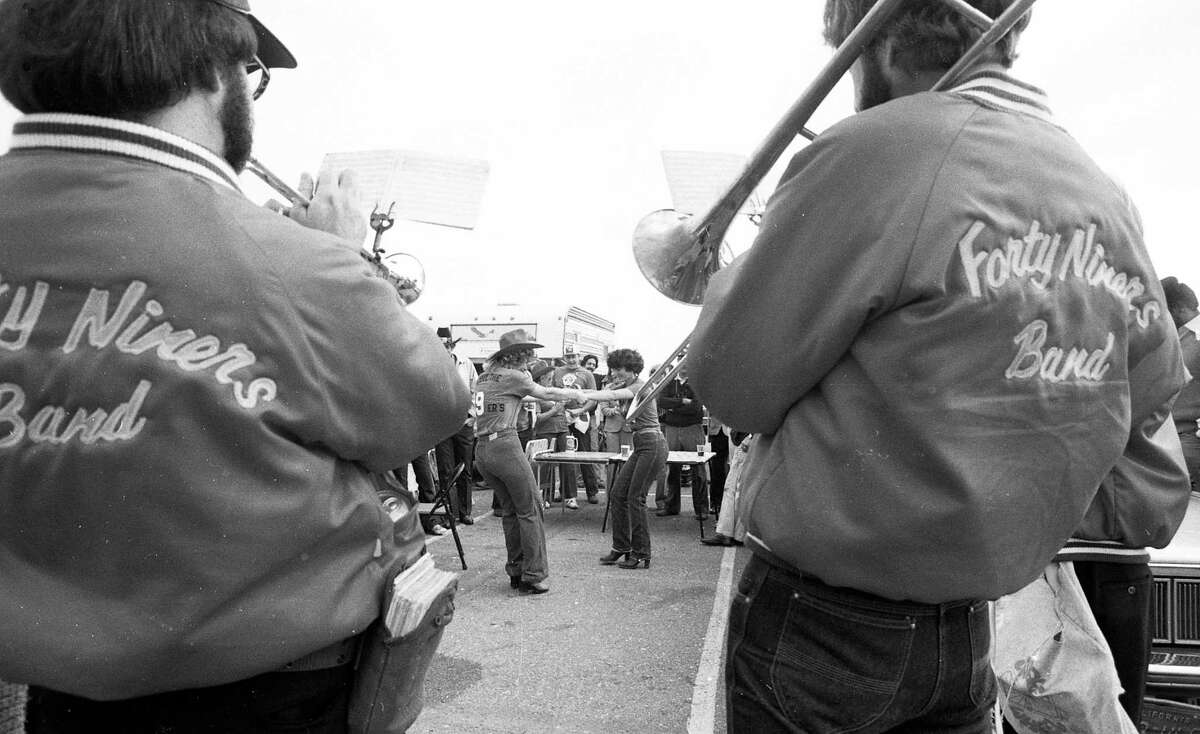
[772,591,915,733]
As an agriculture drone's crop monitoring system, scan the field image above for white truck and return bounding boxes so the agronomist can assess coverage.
[415,303,616,367]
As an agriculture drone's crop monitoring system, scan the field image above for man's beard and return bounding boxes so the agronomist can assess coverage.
[855,49,894,112]
[220,72,254,172]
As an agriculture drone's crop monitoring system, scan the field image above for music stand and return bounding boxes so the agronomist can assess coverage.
[419,461,467,570]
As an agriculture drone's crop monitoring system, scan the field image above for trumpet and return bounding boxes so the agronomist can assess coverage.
[245,156,310,207]
[245,155,426,305]
[625,0,1038,422]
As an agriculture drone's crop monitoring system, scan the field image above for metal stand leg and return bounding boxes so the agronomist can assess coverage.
[601,462,617,533]
[438,463,468,570]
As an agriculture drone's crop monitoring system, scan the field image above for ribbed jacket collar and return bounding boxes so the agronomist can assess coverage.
[948,63,1054,125]
[8,113,242,194]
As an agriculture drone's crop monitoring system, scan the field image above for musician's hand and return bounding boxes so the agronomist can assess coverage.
[286,169,368,244]
[263,199,290,216]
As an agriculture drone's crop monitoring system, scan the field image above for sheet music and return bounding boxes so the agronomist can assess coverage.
[318,149,397,211]
[660,150,751,216]
[319,149,490,230]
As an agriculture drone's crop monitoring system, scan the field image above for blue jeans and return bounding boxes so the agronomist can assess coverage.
[475,431,549,583]
[609,429,667,559]
[727,554,995,733]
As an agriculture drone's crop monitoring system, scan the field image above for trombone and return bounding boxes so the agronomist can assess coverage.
[624,0,1037,422]
[245,155,426,305]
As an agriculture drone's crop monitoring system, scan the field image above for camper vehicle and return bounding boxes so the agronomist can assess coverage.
[417,303,615,368]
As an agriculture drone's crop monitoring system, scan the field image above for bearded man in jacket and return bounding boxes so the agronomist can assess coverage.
[690,1,1188,731]
[0,1,468,731]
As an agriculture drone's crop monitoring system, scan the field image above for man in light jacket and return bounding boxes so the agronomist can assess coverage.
[0,1,468,730]
[690,1,1188,730]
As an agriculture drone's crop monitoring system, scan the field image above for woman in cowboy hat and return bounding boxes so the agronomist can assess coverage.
[474,329,581,594]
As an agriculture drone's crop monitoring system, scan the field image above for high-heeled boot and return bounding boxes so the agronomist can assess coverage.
[599,550,629,565]
[618,555,650,569]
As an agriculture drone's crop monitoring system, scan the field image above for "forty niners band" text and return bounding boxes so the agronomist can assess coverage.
[957,220,1160,383]
[0,276,277,448]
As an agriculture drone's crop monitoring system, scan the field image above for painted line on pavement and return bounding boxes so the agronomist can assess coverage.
[687,543,737,734]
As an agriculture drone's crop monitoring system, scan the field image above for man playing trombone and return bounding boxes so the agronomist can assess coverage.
[691,1,1189,731]
[0,1,469,731]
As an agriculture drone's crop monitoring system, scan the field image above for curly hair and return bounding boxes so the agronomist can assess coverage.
[822,0,1029,71]
[1162,277,1198,314]
[606,348,644,376]
[0,0,256,118]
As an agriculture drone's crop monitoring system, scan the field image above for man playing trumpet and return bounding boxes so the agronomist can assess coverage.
[0,1,468,731]
[691,0,1189,731]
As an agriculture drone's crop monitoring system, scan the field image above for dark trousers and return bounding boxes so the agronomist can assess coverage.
[394,452,437,502]
[707,431,730,514]
[1180,431,1200,490]
[569,423,601,497]
[662,423,708,516]
[26,665,354,734]
[538,431,580,500]
[1076,561,1153,724]
[727,554,994,733]
[435,422,475,518]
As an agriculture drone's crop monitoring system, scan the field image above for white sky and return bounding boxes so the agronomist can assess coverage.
[2,1,1198,360]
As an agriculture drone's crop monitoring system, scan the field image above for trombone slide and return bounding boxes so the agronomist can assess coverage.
[626,334,689,423]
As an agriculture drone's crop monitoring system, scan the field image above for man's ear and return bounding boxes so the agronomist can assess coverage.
[876,36,913,83]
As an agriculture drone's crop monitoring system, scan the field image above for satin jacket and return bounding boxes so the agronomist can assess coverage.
[691,68,1188,603]
[0,114,468,698]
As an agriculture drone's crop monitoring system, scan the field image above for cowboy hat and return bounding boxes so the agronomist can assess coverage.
[489,329,543,361]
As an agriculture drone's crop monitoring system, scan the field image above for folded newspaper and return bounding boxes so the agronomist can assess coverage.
[386,554,458,638]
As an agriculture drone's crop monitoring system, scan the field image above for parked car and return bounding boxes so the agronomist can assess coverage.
[1148,491,1200,704]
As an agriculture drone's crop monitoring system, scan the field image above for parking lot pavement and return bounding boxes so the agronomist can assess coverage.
[413,488,746,733]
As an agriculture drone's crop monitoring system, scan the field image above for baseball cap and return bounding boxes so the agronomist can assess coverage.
[563,345,578,356]
[208,0,297,69]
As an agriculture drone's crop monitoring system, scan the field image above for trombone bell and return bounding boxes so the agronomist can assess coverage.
[633,209,724,306]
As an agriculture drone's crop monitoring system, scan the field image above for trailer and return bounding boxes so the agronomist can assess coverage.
[417,303,616,367]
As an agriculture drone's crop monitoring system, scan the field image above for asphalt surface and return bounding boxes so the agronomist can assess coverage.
[412,485,747,734]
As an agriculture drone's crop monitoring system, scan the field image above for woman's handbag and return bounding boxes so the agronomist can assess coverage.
[991,561,1138,734]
